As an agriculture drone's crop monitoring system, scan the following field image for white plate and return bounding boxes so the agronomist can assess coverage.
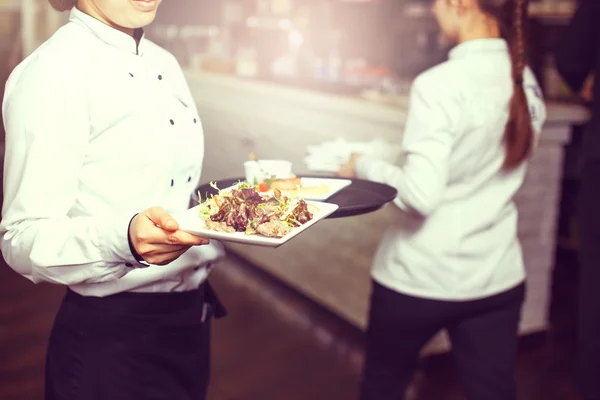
[173,201,339,248]
[223,177,352,201]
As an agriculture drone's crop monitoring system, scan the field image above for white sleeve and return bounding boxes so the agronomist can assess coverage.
[355,75,458,216]
[1,57,136,285]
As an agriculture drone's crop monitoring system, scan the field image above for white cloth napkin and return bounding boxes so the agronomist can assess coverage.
[304,138,402,172]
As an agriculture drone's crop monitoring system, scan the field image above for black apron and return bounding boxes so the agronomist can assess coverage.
[45,281,226,400]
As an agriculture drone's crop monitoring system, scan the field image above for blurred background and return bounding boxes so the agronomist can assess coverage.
[0,0,594,399]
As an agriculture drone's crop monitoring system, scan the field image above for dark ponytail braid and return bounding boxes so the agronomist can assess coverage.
[480,0,534,169]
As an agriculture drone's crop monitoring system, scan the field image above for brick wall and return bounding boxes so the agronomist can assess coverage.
[517,125,571,329]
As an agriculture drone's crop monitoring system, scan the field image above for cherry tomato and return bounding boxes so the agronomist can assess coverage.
[258,183,269,192]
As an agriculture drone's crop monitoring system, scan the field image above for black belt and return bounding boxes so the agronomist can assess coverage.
[65,281,227,320]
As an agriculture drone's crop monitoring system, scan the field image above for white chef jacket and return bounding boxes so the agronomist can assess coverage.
[356,39,547,301]
[1,7,224,297]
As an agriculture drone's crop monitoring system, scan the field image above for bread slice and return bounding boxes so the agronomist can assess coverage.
[269,177,302,191]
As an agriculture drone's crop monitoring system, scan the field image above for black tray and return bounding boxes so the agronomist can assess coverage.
[191,175,397,219]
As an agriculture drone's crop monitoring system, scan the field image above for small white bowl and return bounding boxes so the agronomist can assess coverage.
[244,160,292,184]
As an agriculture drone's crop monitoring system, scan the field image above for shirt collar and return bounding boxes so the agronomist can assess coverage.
[449,38,508,60]
[69,7,146,55]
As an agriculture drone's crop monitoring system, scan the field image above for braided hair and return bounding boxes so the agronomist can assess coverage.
[480,0,533,169]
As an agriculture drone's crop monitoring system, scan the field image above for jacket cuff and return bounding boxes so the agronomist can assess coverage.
[126,213,150,268]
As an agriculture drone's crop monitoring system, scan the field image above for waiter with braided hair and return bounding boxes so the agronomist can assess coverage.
[338,0,546,398]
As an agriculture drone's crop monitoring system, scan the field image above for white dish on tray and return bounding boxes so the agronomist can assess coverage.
[223,177,352,201]
[173,201,339,248]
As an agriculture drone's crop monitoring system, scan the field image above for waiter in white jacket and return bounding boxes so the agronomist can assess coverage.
[1,0,225,399]
[338,0,546,398]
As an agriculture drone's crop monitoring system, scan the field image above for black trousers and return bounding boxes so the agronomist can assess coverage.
[576,159,600,400]
[360,281,525,400]
[45,282,226,400]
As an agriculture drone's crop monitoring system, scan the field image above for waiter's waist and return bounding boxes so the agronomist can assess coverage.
[65,283,206,315]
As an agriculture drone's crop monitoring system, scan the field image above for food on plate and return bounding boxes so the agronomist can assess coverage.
[198,181,315,238]
[252,175,300,192]
[256,176,330,198]
[268,177,301,191]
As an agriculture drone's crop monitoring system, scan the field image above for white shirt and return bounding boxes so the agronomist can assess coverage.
[1,8,224,297]
[356,39,547,301]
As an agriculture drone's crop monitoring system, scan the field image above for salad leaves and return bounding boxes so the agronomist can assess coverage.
[198,181,314,238]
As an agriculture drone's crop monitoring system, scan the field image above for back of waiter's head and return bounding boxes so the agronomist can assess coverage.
[432,0,533,169]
